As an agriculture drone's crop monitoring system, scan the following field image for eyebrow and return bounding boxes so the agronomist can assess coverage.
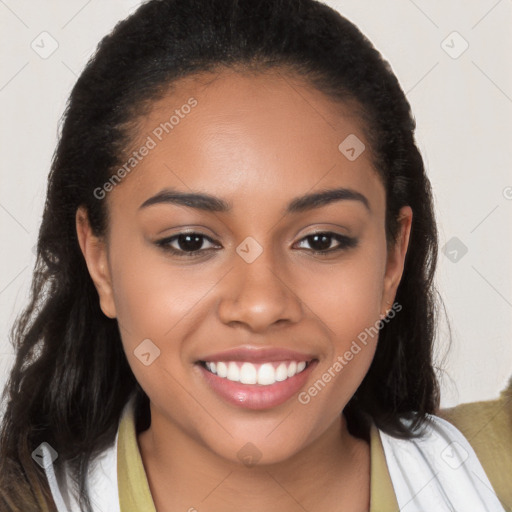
[139,186,370,214]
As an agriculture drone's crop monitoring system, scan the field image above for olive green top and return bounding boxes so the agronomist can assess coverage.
[117,407,400,511]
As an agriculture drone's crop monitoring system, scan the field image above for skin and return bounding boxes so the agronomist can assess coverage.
[76,68,412,512]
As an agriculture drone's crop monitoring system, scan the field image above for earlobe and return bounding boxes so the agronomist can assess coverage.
[75,206,117,319]
[381,206,413,315]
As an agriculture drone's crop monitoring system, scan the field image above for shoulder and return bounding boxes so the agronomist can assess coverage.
[438,380,512,510]
[377,413,508,511]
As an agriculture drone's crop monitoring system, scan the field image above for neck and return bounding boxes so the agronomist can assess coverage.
[137,406,371,512]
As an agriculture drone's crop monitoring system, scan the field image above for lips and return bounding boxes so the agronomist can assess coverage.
[197,346,316,363]
[195,346,318,409]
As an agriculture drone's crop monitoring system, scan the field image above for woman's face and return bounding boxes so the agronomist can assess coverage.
[77,69,412,464]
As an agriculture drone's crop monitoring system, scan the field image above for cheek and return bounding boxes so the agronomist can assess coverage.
[305,241,387,343]
[327,264,384,343]
[107,237,220,378]
[297,239,387,409]
[107,244,219,409]
[108,234,212,333]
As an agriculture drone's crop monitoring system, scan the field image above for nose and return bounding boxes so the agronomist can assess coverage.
[216,245,304,333]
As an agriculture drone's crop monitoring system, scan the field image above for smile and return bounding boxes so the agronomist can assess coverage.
[197,359,318,410]
[201,360,310,386]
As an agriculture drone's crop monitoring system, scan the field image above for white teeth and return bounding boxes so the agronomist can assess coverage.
[240,362,257,384]
[227,361,240,382]
[275,363,288,382]
[287,361,297,377]
[257,363,276,385]
[216,361,228,378]
[203,360,310,385]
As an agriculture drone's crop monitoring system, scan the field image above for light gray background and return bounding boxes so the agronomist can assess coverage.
[1,0,511,408]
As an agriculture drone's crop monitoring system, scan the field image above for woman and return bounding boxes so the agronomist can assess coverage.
[0,0,507,510]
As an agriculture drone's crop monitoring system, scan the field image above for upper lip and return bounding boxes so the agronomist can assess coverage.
[197,346,316,363]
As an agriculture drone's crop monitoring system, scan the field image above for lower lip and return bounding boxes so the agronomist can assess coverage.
[197,361,317,410]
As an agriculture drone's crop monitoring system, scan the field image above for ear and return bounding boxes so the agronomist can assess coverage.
[380,206,413,316]
[75,206,117,319]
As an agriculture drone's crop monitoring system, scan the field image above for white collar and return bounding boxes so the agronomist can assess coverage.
[43,423,120,512]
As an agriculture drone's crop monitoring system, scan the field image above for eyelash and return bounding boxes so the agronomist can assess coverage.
[155,231,358,258]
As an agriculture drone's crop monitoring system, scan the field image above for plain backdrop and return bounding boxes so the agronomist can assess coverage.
[1,0,511,409]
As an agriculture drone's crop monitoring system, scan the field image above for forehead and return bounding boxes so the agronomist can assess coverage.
[108,68,384,218]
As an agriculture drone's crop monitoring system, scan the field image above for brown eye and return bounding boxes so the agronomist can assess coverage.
[295,232,358,255]
[156,232,220,257]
